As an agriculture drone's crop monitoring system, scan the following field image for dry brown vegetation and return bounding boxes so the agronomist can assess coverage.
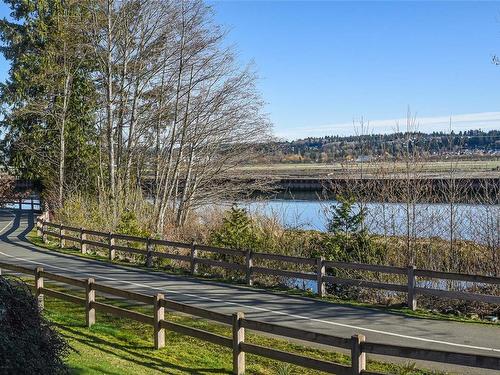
[0,174,14,199]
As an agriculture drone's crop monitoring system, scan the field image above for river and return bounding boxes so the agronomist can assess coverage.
[239,193,499,243]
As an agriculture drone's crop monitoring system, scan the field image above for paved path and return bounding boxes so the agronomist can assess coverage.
[0,209,498,374]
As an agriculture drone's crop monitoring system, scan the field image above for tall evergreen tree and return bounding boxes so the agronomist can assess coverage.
[0,0,98,206]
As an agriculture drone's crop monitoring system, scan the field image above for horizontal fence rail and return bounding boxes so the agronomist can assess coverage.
[35,216,500,310]
[0,260,499,375]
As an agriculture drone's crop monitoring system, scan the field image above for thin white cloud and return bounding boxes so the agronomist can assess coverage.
[277,111,500,140]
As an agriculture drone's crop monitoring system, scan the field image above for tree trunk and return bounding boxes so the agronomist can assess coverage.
[106,0,116,220]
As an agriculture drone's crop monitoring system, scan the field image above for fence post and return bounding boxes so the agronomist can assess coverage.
[34,267,44,310]
[80,228,87,254]
[407,265,417,310]
[18,198,22,210]
[30,198,34,211]
[59,224,65,248]
[351,334,366,375]
[85,278,95,328]
[42,221,48,243]
[316,256,325,297]
[190,241,198,275]
[109,232,115,261]
[245,250,253,286]
[153,293,165,349]
[146,238,154,268]
[43,202,49,218]
[36,218,42,237]
[232,312,245,375]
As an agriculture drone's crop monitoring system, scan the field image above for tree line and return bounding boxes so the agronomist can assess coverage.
[0,0,271,228]
[261,129,499,163]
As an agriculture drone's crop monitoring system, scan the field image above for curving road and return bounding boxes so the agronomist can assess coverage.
[0,209,498,374]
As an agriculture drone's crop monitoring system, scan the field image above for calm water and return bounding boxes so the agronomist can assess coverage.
[240,197,498,291]
[240,197,499,243]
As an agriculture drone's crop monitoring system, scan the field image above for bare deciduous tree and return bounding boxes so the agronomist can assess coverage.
[87,0,271,229]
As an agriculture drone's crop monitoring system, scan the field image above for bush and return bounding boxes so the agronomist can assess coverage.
[0,276,70,374]
[323,194,384,264]
[320,197,386,299]
[210,206,258,250]
[116,210,151,238]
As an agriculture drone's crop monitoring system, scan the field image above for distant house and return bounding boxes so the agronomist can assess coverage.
[355,155,372,162]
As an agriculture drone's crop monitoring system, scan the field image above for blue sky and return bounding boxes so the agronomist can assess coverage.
[1,1,499,139]
[211,0,500,138]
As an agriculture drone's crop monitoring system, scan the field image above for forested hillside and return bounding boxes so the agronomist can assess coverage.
[260,130,499,163]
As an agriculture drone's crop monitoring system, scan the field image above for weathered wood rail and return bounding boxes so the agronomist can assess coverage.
[36,217,500,310]
[1,260,498,375]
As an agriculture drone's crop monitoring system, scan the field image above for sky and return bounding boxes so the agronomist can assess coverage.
[0,1,499,139]
[210,0,500,139]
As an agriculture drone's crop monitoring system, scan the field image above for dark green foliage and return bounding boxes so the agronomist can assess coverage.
[319,232,384,298]
[0,275,70,374]
[0,0,98,195]
[321,196,384,298]
[319,232,382,265]
[327,195,365,235]
[210,206,258,250]
[321,195,382,264]
[208,206,258,279]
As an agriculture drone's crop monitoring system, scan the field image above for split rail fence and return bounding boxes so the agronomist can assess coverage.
[0,260,499,375]
[35,217,500,311]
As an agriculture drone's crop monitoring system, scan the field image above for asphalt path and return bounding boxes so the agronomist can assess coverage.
[0,209,498,374]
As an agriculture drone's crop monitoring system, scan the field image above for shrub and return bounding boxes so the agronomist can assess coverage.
[117,210,150,238]
[323,195,384,264]
[0,276,70,374]
[320,197,386,299]
[326,195,365,235]
[210,206,258,250]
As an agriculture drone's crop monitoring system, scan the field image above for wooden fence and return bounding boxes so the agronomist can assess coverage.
[36,217,500,311]
[0,260,498,375]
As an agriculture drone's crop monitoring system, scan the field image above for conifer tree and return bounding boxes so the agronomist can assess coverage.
[0,0,98,206]
[327,195,365,235]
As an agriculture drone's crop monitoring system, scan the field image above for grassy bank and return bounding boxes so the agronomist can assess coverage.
[36,286,444,375]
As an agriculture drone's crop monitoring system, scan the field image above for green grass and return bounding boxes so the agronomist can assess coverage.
[34,284,445,375]
[27,230,499,327]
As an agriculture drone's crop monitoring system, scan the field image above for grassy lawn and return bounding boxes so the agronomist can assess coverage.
[37,287,444,375]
